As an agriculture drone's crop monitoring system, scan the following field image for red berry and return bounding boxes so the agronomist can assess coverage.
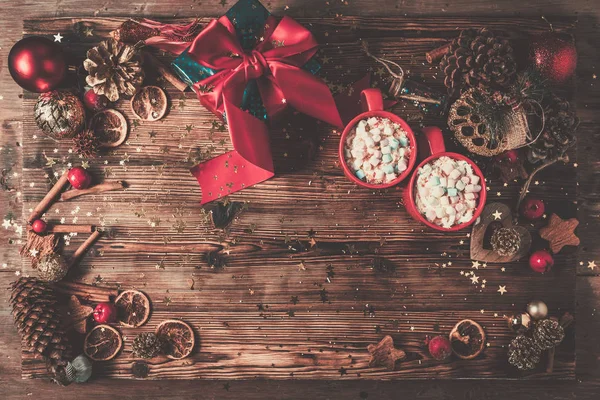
[428,335,452,360]
[496,150,519,164]
[520,197,545,220]
[31,219,47,234]
[529,250,554,273]
[67,167,92,189]
[83,88,109,112]
[93,302,117,324]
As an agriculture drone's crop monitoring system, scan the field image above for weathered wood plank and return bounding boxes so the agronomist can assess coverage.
[16,14,578,383]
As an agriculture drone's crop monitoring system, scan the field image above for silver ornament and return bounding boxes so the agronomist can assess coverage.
[65,354,93,383]
[526,300,548,320]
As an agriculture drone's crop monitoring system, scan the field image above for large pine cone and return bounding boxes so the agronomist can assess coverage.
[10,277,72,385]
[84,38,144,102]
[508,335,541,370]
[533,319,565,350]
[440,28,517,95]
[527,94,578,163]
[34,90,85,139]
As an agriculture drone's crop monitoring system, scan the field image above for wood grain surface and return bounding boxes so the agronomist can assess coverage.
[1,1,600,399]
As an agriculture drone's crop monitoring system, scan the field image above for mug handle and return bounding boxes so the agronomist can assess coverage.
[360,88,384,112]
[418,126,445,159]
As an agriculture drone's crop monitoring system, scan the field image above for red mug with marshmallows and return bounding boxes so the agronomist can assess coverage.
[402,127,487,231]
[339,88,417,189]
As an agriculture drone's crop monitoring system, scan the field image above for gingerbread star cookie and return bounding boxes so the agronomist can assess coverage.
[367,335,406,370]
[539,214,580,253]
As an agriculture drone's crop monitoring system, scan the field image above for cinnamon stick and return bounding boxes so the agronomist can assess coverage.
[69,230,102,268]
[61,181,125,201]
[426,43,451,64]
[28,224,94,233]
[54,281,118,303]
[144,52,188,92]
[27,171,70,224]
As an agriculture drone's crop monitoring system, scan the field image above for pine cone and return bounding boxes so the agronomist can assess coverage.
[72,130,100,158]
[132,332,164,359]
[527,94,577,164]
[508,335,541,370]
[491,227,521,256]
[10,277,72,385]
[440,28,517,95]
[533,319,565,350]
[84,38,144,102]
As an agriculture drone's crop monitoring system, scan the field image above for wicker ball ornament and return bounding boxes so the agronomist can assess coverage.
[449,88,529,157]
[34,90,86,139]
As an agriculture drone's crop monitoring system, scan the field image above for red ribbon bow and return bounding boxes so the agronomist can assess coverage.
[187,15,342,204]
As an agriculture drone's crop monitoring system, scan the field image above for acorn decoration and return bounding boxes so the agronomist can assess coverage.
[36,253,69,282]
[72,130,100,158]
[132,332,164,359]
[491,227,521,256]
[508,335,541,370]
[440,28,517,95]
[34,90,85,139]
[84,38,144,102]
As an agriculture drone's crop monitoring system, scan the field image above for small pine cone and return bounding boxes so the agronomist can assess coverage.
[508,335,541,370]
[491,227,521,256]
[73,130,100,158]
[533,319,565,350]
[132,332,164,359]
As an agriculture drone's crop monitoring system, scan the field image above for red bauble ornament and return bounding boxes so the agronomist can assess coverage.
[530,33,577,83]
[93,302,117,324]
[520,197,545,220]
[67,167,92,189]
[529,250,554,273]
[8,36,66,92]
[83,87,109,112]
[428,335,452,360]
[31,219,48,234]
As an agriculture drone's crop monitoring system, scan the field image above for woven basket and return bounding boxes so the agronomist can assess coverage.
[448,89,528,157]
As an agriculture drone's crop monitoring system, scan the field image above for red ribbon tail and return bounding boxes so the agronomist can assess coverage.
[190,98,275,204]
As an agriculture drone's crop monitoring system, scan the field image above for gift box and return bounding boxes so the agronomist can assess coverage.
[171,0,321,121]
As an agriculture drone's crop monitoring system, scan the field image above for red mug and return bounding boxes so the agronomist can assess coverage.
[338,88,417,189]
[403,127,487,231]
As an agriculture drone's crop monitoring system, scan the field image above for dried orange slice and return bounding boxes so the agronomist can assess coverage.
[131,86,168,122]
[84,324,122,361]
[155,319,195,360]
[449,319,486,360]
[91,109,128,148]
[115,289,151,328]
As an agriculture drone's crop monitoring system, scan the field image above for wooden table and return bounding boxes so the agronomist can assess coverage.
[2,1,599,399]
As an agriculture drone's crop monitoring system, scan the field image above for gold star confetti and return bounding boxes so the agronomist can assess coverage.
[492,210,502,220]
[84,27,94,37]
[470,275,480,284]
[471,260,480,269]
[588,261,597,270]
[497,285,507,295]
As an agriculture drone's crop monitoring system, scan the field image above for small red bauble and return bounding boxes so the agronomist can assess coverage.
[83,88,109,112]
[67,167,92,190]
[93,302,117,324]
[8,36,66,93]
[520,197,545,220]
[428,335,452,360]
[31,219,48,234]
[530,33,577,83]
[529,250,554,273]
